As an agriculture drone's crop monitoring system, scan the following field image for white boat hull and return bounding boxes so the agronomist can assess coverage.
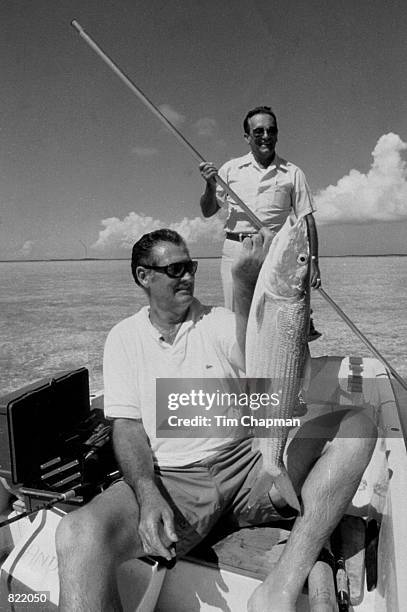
[1,356,406,611]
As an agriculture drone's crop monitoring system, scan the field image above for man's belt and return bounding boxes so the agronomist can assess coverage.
[225,232,255,242]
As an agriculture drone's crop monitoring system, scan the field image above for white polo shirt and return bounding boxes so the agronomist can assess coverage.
[216,152,315,234]
[103,299,246,467]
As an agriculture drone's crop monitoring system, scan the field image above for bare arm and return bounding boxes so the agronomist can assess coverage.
[113,418,178,560]
[305,213,321,288]
[199,162,221,217]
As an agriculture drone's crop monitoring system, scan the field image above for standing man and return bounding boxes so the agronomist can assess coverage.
[199,106,321,337]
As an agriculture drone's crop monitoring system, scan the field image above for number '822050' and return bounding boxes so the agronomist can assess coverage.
[8,592,49,604]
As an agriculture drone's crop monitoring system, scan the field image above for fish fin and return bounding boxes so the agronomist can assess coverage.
[293,392,307,417]
[302,346,312,392]
[250,436,260,453]
[273,466,301,513]
[255,292,266,325]
[247,470,275,509]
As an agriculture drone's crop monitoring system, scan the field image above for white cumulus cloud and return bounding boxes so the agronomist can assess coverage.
[158,104,185,128]
[315,133,407,225]
[92,212,225,252]
[194,117,218,138]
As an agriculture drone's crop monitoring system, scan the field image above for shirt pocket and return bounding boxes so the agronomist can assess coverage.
[268,184,291,210]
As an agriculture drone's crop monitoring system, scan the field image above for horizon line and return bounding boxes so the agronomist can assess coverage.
[1,253,407,263]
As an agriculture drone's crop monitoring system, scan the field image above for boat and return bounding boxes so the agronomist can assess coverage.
[11,25,400,609]
[0,353,406,611]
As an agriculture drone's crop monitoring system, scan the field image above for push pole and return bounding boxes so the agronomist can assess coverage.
[70,20,407,393]
[70,20,262,230]
[318,288,407,391]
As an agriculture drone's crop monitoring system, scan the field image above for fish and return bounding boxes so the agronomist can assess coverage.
[245,212,311,512]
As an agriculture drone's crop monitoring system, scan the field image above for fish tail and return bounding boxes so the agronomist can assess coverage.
[273,465,301,513]
[247,470,275,509]
[247,467,301,514]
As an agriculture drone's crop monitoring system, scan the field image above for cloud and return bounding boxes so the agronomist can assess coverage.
[315,133,407,225]
[92,211,225,252]
[194,117,218,138]
[158,104,185,128]
[132,146,159,157]
[170,215,224,243]
[18,240,35,257]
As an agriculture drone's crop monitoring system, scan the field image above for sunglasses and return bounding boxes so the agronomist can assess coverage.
[251,127,278,138]
[142,259,198,279]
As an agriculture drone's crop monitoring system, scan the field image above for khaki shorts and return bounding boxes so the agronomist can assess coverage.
[154,437,296,556]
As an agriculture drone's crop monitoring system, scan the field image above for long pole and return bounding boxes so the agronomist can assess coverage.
[318,288,407,391]
[71,20,407,393]
[70,20,262,230]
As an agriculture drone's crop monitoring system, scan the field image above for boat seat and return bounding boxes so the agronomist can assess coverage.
[184,518,294,580]
[183,514,367,606]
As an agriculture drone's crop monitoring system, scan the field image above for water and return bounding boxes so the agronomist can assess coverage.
[1,257,406,395]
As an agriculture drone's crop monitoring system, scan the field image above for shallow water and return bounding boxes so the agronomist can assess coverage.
[1,256,406,395]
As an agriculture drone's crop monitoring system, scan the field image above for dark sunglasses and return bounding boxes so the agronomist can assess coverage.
[251,127,278,138]
[142,259,198,279]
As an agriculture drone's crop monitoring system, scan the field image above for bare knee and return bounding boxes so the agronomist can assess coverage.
[339,410,377,463]
[56,505,127,612]
[56,506,103,560]
[56,487,143,566]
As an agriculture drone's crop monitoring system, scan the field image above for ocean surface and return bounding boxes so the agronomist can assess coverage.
[1,257,406,396]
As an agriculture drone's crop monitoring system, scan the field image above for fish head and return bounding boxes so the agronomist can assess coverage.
[261,213,309,299]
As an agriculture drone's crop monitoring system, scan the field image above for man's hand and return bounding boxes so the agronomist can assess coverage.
[199,162,218,187]
[112,419,178,561]
[138,485,178,561]
[199,162,221,217]
[309,259,321,289]
[232,228,275,288]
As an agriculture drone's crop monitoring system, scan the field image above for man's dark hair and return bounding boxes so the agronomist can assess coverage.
[131,228,187,286]
[243,106,278,135]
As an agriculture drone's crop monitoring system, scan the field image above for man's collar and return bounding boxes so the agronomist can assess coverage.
[144,298,204,333]
[185,298,206,321]
[237,152,288,171]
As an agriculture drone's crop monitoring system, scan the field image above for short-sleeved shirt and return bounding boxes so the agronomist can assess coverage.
[103,298,246,467]
[216,152,315,234]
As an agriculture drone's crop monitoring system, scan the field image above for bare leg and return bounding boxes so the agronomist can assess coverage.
[248,410,377,612]
[56,480,144,612]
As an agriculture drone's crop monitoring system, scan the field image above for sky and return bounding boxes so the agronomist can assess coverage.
[1,0,407,259]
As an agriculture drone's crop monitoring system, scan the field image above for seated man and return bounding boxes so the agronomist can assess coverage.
[56,228,376,612]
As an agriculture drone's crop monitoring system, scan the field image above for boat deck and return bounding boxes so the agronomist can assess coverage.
[1,355,407,611]
[141,355,407,611]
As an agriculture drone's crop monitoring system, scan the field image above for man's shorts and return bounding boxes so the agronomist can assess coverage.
[154,437,296,556]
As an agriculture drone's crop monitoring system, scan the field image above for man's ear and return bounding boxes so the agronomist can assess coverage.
[244,132,250,145]
[136,266,151,289]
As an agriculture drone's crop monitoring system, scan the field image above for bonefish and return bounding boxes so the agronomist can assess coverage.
[245,212,311,512]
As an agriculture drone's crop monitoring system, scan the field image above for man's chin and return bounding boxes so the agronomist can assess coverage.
[176,289,194,302]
